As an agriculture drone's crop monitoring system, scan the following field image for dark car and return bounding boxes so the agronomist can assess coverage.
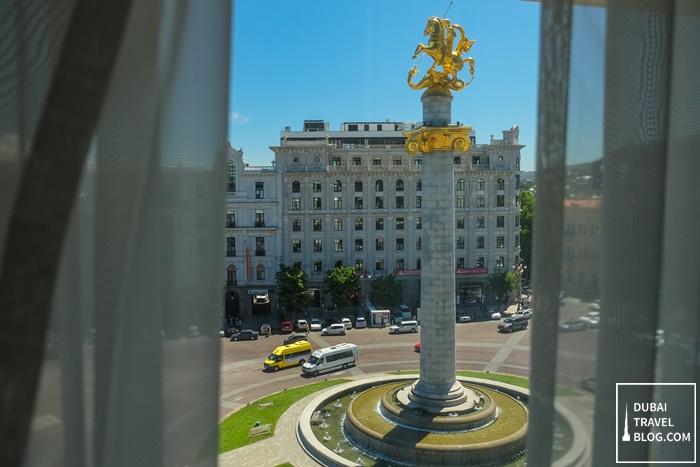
[558,319,588,332]
[283,333,308,345]
[498,316,528,333]
[229,329,258,341]
[220,326,239,338]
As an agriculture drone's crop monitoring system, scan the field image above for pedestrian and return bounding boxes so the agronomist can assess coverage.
[266,325,271,338]
[306,323,310,335]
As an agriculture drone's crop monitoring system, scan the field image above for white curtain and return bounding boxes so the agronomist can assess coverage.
[529,0,699,465]
[0,1,230,466]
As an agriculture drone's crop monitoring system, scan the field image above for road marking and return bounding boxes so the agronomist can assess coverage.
[483,330,528,373]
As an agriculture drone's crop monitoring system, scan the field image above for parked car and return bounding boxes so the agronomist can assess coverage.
[283,333,308,345]
[579,311,600,326]
[589,300,601,311]
[229,329,258,341]
[295,319,309,332]
[341,318,353,330]
[280,321,293,333]
[457,313,472,323]
[490,311,502,320]
[513,309,533,319]
[389,320,419,334]
[259,323,271,336]
[310,318,322,331]
[414,343,421,352]
[355,317,367,329]
[498,316,529,333]
[558,319,588,332]
[220,326,239,338]
[321,323,346,336]
[580,376,596,392]
[254,294,270,304]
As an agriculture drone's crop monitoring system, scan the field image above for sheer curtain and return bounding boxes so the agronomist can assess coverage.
[0,1,230,466]
[529,0,699,465]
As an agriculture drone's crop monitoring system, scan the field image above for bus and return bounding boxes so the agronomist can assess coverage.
[302,343,358,377]
[263,340,312,371]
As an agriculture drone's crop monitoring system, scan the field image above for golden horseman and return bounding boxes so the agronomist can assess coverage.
[408,17,475,92]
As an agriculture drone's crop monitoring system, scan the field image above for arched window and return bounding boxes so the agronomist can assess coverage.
[334,180,343,192]
[227,264,237,285]
[227,160,236,192]
[477,178,485,191]
[456,178,465,191]
[375,179,384,192]
[396,179,404,191]
[313,180,322,193]
[416,179,422,191]
[355,180,363,192]
[292,180,301,193]
[497,178,505,190]
[256,264,265,281]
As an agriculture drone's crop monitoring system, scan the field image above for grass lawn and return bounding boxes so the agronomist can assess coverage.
[219,379,349,453]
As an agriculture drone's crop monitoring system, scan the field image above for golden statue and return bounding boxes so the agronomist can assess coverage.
[408,17,475,92]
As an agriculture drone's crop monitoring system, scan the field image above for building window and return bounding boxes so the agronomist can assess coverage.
[255,210,265,227]
[416,258,421,270]
[396,196,404,208]
[355,180,363,192]
[292,180,301,193]
[496,236,505,248]
[497,178,505,190]
[354,197,363,209]
[476,195,485,207]
[355,259,364,270]
[375,196,384,208]
[355,239,364,251]
[416,237,422,250]
[373,237,384,252]
[352,157,362,166]
[476,236,485,249]
[256,264,265,281]
[226,237,236,257]
[415,196,422,208]
[332,158,341,166]
[456,178,465,191]
[314,239,323,252]
[476,256,485,267]
[334,239,343,252]
[454,156,461,165]
[313,197,322,210]
[497,216,505,228]
[496,256,505,268]
[457,216,465,229]
[457,257,465,268]
[334,260,343,268]
[456,236,465,249]
[396,238,404,251]
[226,209,235,228]
[515,215,520,227]
[375,218,384,230]
[515,235,520,247]
[414,158,422,165]
[497,195,505,207]
[227,264,237,286]
[333,197,342,209]
[292,219,301,231]
[477,216,485,228]
[373,158,382,166]
[516,195,520,206]
[334,218,343,231]
[375,179,384,192]
[348,124,358,131]
[255,237,265,256]
[313,218,322,231]
[355,218,363,230]
[456,195,465,208]
[314,261,323,272]
[334,180,343,192]
[396,179,404,191]
[416,217,422,229]
[292,197,301,210]
[313,180,322,192]
[416,179,422,191]
[396,258,405,270]
[227,160,236,192]
[292,240,302,252]
[396,217,404,230]
[393,159,402,166]
[255,182,264,199]
[476,178,485,191]
[375,259,384,271]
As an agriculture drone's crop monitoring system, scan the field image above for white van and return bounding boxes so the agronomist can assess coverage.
[302,343,358,377]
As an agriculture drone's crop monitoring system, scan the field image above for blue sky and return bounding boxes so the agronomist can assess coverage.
[229,0,542,171]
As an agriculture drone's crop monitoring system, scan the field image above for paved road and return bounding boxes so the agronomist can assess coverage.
[218,299,600,466]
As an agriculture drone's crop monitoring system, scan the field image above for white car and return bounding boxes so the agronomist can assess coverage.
[389,320,419,334]
[579,311,600,327]
[490,311,502,320]
[457,314,472,323]
[513,309,533,319]
[321,323,346,336]
[309,318,322,331]
[341,318,353,330]
[355,317,367,329]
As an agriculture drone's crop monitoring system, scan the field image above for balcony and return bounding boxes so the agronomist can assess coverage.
[226,280,237,286]
[255,249,265,256]
[226,222,236,228]
[255,221,265,228]
[226,250,236,257]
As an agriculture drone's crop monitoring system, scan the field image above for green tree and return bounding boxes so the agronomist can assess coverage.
[275,264,307,315]
[368,274,402,309]
[519,189,534,280]
[322,266,360,308]
[485,271,520,309]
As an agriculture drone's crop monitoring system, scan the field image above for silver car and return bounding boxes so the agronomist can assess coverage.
[321,323,346,336]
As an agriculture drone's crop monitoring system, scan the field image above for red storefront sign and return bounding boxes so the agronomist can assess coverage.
[394,268,488,276]
[456,268,488,275]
